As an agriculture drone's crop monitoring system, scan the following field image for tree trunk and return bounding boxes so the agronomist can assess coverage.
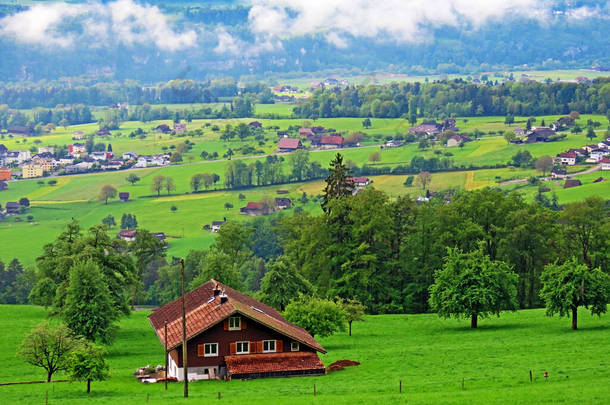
[87,379,91,394]
[572,307,578,330]
[47,370,52,383]
[349,321,352,336]
[471,314,478,329]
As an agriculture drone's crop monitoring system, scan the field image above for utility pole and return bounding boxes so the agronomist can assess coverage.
[181,259,188,398]
[164,321,168,391]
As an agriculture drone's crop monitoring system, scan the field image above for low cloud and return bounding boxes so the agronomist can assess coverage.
[0,0,197,51]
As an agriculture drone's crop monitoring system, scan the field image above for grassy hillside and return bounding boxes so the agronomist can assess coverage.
[1,305,609,404]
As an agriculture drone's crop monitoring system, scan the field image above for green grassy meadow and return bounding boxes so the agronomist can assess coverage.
[1,305,609,404]
[1,113,609,265]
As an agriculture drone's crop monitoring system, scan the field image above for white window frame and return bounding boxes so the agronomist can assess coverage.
[291,342,300,352]
[204,343,218,357]
[236,341,250,354]
[263,340,276,353]
[229,316,241,331]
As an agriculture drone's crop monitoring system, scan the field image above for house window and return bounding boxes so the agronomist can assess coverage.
[204,343,218,357]
[229,316,241,330]
[263,340,276,353]
[236,341,249,354]
[291,342,300,352]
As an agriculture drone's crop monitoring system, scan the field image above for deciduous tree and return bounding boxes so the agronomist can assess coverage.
[338,298,366,336]
[63,261,115,342]
[125,173,140,185]
[535,155,554,176]
[150,175,165,196]
[98,185,117,205]
[415,171,432,190]
[428,248,518,328]
[18,322,78,382]
[257,259,314,311]
[68,342,109,393]
[284,295,346,338]
[540,258,610,330]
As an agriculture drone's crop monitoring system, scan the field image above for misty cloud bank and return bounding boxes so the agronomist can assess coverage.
[0,0,197,51]
[0,0,607,54]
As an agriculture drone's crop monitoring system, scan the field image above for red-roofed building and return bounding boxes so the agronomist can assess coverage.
[278,138,302,152]
[0,167,11,181]
[148,280,326,381]
[556,152,576,165]
[601,158,610,171]
[319,135,344,149]
[240,201,266,216]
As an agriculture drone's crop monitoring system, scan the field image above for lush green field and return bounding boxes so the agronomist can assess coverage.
[1,305,609,404]
[1,113,609,265]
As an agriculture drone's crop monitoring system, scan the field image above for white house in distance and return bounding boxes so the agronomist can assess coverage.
[601,158,610,171]
[134,155,167,168]
[122,151,138,160]
[556,152,576,165]
[5,150,31,165]
[587,149,609,163]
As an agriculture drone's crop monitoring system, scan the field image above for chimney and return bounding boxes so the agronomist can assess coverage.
[219,290,228,304]
[213,283,221,297]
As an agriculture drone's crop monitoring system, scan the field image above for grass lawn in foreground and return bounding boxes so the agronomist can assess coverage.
[0,305,609,404]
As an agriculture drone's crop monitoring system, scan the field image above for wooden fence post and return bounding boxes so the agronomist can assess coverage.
[45,390,48,405]
[399,380,402,393]
[218,391,221,400]
[314,383,316,396]
[529,370,533,383]
[461,377,465,390]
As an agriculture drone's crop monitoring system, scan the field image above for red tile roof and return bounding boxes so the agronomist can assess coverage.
[348,176,369,184]
[602,158,610,164]
[225,352,325,376]
[118,230,137,237]
[245,202,264,210]
[558,152,576,158]
[278,138,301,149]
[148,280,326,353]
[321,135,343,145]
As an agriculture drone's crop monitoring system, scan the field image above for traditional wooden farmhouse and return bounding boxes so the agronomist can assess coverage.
[278,138,302,153]
[119,192,130,202]
[248,121,262,128]
[348,177,370,187]
[240,202,265,216]
[174,123,187,134]
[0,181,7,191]
[274,197,291,210]
[211,220,225,233]
[118,229,137,242]
[409,123,442,136]
[526,127,555,143]
[155,124,172,134]
[148,280,326,381]
[7,125,34,136]
[96,128,111,136]
[299,128,314,139]
[5,202,20,214]
[318,135,344,149]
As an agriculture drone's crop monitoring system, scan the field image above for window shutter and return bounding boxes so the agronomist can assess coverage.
[229,342,236,355]
[197,344,204,357]
[257,341,263,353]
[241,318,247,330]
[224,319,229,330]
[250,341,257,353]
[276,340,283,352]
